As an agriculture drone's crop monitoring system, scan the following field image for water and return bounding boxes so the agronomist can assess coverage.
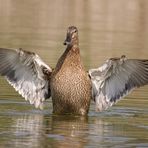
[0,0,148,147]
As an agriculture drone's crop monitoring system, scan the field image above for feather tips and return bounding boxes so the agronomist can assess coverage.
[89,56,148,111]
[0,48,52,109]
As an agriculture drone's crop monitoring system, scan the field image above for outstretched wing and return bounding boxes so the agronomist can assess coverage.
[0,48,52,109]
[89,55,148,111]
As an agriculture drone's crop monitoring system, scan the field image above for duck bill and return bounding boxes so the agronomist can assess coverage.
[63,33,71,45]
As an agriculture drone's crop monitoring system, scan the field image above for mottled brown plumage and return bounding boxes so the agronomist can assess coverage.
[50,26,92,115]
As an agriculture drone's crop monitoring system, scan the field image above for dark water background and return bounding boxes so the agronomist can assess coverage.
[0,0,148,147]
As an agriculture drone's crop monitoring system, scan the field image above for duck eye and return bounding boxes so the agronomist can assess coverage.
[74,29,77,33]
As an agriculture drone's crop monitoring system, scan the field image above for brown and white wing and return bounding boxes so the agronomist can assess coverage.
[0,48,52,109]
[89,55,148,111]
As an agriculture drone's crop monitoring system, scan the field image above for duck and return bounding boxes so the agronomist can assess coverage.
[0,26,148,115]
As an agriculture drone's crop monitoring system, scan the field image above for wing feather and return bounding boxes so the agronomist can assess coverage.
[89,56,148,111]
[0,48,52,109]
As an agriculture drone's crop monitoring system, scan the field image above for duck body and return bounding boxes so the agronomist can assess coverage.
[50,45,91,115]
[0,26,148,116]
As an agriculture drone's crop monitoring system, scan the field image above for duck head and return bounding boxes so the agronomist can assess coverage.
[63,26,79,47]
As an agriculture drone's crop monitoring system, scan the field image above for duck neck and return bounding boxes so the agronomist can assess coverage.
[55,44,82,72]
[66,43,79,53]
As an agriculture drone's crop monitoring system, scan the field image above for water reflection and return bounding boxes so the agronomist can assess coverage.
[10,115,44,148]
[8,115,89,148]
[4,114,111,148]
[45,115,89,148]
[0,106,147,147]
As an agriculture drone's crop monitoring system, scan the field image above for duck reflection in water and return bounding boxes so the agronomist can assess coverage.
[9,114,89,147]
[0,26,148,115]
[4,114,111,148]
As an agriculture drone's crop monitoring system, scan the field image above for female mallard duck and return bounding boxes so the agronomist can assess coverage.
[0,26,148,115]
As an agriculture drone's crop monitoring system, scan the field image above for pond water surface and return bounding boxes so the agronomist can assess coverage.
[0,0,148,147]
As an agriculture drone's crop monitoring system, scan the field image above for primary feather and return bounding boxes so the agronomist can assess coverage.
[89,55,148,111]
[0,48,52,109]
